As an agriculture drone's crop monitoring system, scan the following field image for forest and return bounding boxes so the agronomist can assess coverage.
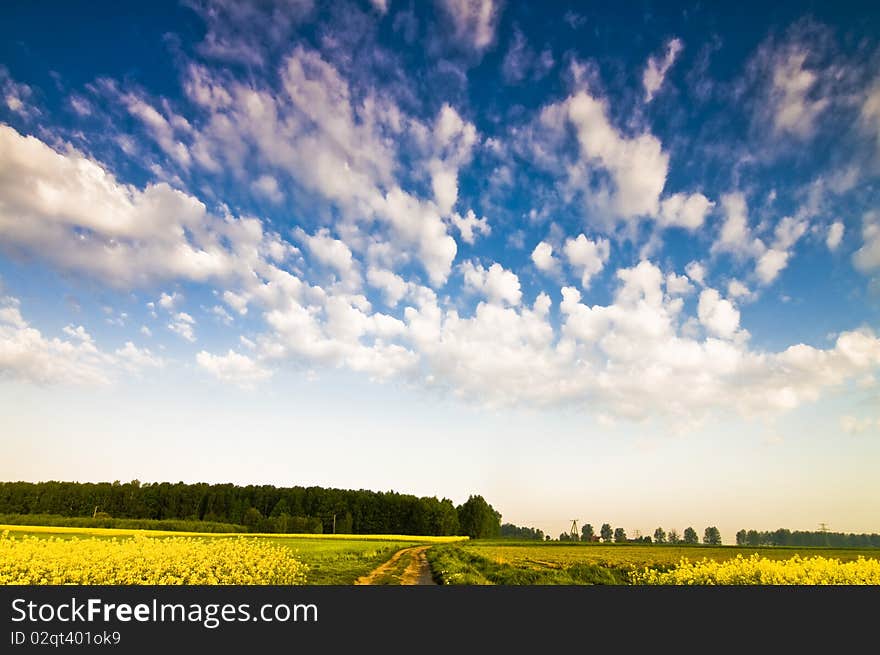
[0,480,502,538]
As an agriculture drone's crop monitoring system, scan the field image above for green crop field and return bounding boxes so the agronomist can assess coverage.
[427,540,880,585]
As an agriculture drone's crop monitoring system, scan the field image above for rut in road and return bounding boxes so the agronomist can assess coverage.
[354,546,436,585]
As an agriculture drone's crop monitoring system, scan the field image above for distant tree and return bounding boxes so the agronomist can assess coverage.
[545,535,551,541]
[667,529,680,544]
[242,507,263,531]
[746,530,760,546]
[582,523,595,542]
[642,535,652,544]
[456,495,501,539]
[600,523,613,542]
[559,532,570,541]
[683,527,699,544]
[654,527,666,544]
[736,529,747,546]
[614,527,627,543]
[703,526,722,545]
[500,523,544,540]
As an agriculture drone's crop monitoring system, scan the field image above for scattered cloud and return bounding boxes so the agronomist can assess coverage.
[826,221,844,251]
[563,234,610,288]
[168,312,196,342]
[435,0,502,55]
[643,38,683,102]
[196,349,271,388]
[461,261,522,306]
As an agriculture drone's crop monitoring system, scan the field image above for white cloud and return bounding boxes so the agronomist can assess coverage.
[140,326,152,337]
[251,174,284,203]
[643,38,683,102]
[0,125,286,288]
[563,91,669,219]
[768,49,829,139]
[713,192,763,257]
[184,46,458,286]
[666,272,693,296]
[1,68,36,118]
[697,289,743,340]
[461,261,522,306]
[451,209,490,244]
[826,221,844,251]
[211,305,234,325]
[853,211,880,273]
[158,292,182,310]
[755,249,789,285]
[369,0,388,14]
[861,81,880,154]
[115,342,164,372]
[563,234,610,288]
[168,312,196,342]
[748,215,808,285]
[430,164,458,215]
[531,241,558,273]
[436,0,501,54]
[367,267,410,307]
[196,350,271,388]
[0,296,159,385]
[427,104,478,216]
[685,261,706,286]
[658,192,714,230]
[727,279,753,300]
[123,94,192,167]
[773,215,808,250]
[501,27,554,84]
[295,228,361,289]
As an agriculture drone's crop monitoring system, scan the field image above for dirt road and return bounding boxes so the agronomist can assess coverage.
[354,546,436,585]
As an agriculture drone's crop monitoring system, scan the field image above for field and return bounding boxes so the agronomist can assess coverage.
[0,525,465,585]
[426,540,880,585]
[4,525,879,585]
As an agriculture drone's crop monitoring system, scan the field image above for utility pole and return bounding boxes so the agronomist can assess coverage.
[333,513,336,535]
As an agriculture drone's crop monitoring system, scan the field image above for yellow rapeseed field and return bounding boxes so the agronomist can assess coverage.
[0,524,467,543]
[632,553,880,585]
[0,531,309,585]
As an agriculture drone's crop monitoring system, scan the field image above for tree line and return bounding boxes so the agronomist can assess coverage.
[0,481,503,538]
[735,528,880,548]
[556,524,722,544]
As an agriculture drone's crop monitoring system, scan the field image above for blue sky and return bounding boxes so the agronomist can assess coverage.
[1,0,879,540]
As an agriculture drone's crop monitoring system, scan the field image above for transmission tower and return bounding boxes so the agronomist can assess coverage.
[570,519,579,540]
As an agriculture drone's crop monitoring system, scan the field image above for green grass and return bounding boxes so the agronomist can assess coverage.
[428,541,880,585]
[266,536,421,584]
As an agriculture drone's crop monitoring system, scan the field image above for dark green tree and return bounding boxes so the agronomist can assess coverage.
[456,495,501,539]
[735,529,747,546]
[703,526,722,545]
[613,527,627,543]
[667,529,681,544]
[582,523,595,542]
[683,526,699,544]
[600,523,613,542]
[242,507,263,531]
[653,527,666,544]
